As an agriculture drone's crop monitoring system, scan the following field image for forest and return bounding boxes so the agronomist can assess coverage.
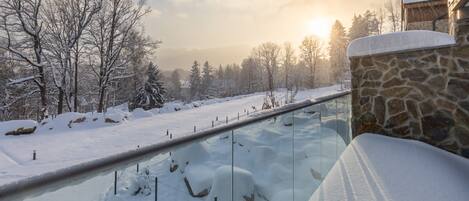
[0,0,402,121]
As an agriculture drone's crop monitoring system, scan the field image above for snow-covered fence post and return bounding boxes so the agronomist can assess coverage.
[33,150,36,160]
[194,126,196,133]
[166,129,169,136]
[114,171,117,195]
[155,176,158,201]
[216,116,218,121]
[237,112,239,120]
[226,116,228,124]
[212,121,214,128]
[170,134,173,139]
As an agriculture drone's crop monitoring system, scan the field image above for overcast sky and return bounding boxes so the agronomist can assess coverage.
[143,0,384,69]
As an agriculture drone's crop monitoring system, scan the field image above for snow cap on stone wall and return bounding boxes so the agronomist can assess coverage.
[347,30,455,58]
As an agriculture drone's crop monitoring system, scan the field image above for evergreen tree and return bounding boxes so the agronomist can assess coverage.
[201,61,214,97]
[348,11,380,40]
[329,20,349,83]
[169,70,181,100]
[130,62,165,111]
[189,61,201,99]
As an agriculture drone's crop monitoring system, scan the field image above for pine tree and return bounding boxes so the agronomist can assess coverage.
[329,20,348,83]
[348,11,380,41]
[169,70,181,100]
[201,61,214,97]
[348,14,368,40]
[189,61,201,99]
[130,62,165,111]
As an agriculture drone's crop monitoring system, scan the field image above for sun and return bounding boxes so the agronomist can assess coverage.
[307,18,333,39]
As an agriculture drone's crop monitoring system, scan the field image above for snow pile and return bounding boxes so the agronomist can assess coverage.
[309,134,469,201]
[207,166,255,201]
[184,165,214,196]
[0,120,37,136]
[347,30,455,58]
[171,142,209,171]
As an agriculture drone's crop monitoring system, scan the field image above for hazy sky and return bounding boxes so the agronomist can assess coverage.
[143,0,384,69]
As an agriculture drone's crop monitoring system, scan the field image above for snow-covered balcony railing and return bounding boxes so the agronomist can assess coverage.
[0,91,351,201]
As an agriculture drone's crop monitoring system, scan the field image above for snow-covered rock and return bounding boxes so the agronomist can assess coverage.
[347,30,455,58]
[103,109,129,123]
[0,120,37,136]
[207,166,255,201]
[36,112,85,133]
[171,142,209,171]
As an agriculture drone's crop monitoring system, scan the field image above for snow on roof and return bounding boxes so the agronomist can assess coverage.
[403,0,431,4]
[347,30,455,58]
[309,134,469,201]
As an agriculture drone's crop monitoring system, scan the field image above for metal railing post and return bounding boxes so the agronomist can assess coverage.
[114,171,117,195]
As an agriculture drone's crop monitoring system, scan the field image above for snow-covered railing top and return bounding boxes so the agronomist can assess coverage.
[347,30,456,58]
[403,0,431,4]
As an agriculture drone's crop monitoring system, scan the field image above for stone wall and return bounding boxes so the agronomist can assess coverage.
[350,22,469,158]
[406,20,449,33]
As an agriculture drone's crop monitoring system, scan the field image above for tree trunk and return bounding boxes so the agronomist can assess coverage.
[97,86,106,113]
[57,87,64,114]
[73,44,79,112]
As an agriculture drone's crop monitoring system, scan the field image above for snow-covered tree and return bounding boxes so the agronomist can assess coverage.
[329,20,348,83]
[201,61,214,97]
[240,57,260,93]
[166,69,182,100]
[129,62,165,111]
[385,0,401,32]
[42,0,101,114]
[253,42,280,106]
[87,0,150,113]
[0,0,50,119]
[189,61,201,100]
[299,36,322,88]
[348,11,380,41]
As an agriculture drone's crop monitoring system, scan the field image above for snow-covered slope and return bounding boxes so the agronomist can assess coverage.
[309,134,469,201]
[0,85,344,186]
[347,30,455,58]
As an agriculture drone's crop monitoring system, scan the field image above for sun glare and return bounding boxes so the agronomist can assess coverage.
[308,18,333,39]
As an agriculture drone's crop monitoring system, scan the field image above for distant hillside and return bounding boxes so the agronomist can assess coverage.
[154,45,252,71]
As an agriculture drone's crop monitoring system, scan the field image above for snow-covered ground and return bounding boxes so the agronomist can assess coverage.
[98,107,348,201]
[309,134,469,201]
[0,85,344,187]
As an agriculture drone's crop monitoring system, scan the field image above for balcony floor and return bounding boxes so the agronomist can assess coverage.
[310,134,469,201]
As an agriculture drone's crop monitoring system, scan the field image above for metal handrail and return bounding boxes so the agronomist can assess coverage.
[0,90,351,201]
